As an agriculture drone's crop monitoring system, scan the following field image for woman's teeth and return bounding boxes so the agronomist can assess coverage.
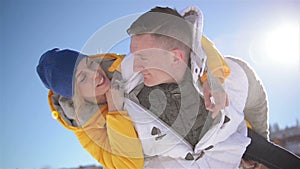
[99,77,104,85]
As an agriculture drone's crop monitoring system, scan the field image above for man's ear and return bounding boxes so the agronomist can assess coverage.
[171,48,185,64]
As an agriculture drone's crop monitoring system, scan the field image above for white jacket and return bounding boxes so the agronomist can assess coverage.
[121,55,251,169]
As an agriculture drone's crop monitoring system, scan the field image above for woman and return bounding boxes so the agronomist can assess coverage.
[37,48,144,169]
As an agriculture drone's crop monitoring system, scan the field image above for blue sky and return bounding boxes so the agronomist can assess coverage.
[1,0,299,168]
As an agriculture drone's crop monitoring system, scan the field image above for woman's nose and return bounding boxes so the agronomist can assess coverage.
[86,69,99,83]
[93,71,100,82]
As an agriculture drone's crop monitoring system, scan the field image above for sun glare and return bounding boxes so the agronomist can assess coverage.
[264,23,299,65]
[250,22,299,67]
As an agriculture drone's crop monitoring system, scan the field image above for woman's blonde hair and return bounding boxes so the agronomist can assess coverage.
[72,55,112,126]
[72,73,101,127]
[72,79,86,127]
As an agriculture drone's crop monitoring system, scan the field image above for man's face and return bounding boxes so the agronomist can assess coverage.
[130,34,177,86]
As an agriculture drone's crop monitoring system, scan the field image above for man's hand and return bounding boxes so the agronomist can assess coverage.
[241,159,262,169]
[202,80,229,119]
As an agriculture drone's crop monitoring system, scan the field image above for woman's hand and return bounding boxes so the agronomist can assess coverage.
[106,88,124,112]
[106,72,125,112]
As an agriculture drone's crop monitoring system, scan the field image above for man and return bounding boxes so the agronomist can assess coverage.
[121,6,250,169]
[122,6,300,169]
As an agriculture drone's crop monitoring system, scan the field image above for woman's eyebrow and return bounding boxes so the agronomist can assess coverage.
[86,58,95,68]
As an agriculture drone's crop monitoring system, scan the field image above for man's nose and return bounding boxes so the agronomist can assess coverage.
[133,58,144,72]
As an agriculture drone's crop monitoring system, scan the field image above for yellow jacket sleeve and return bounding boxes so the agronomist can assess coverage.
[200,35,231,83]
[106,111,144,168]
[76,106,144,169]
[48,91,144,169]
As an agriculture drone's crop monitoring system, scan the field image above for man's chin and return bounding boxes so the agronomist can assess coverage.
[144,81,154,87]
[144,80,161,87]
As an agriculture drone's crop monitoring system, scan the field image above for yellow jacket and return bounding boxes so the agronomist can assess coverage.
[48,53,144,169]
[201,35,231,83]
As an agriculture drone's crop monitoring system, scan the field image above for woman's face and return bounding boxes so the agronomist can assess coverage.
[75,57,110,102]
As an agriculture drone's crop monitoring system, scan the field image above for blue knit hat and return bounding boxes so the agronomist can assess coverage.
[37,48,87,98]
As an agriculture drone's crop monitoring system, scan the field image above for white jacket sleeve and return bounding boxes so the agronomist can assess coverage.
[226,57,269,139]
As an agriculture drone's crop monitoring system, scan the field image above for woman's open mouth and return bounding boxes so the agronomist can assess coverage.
[96,76,106,87]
